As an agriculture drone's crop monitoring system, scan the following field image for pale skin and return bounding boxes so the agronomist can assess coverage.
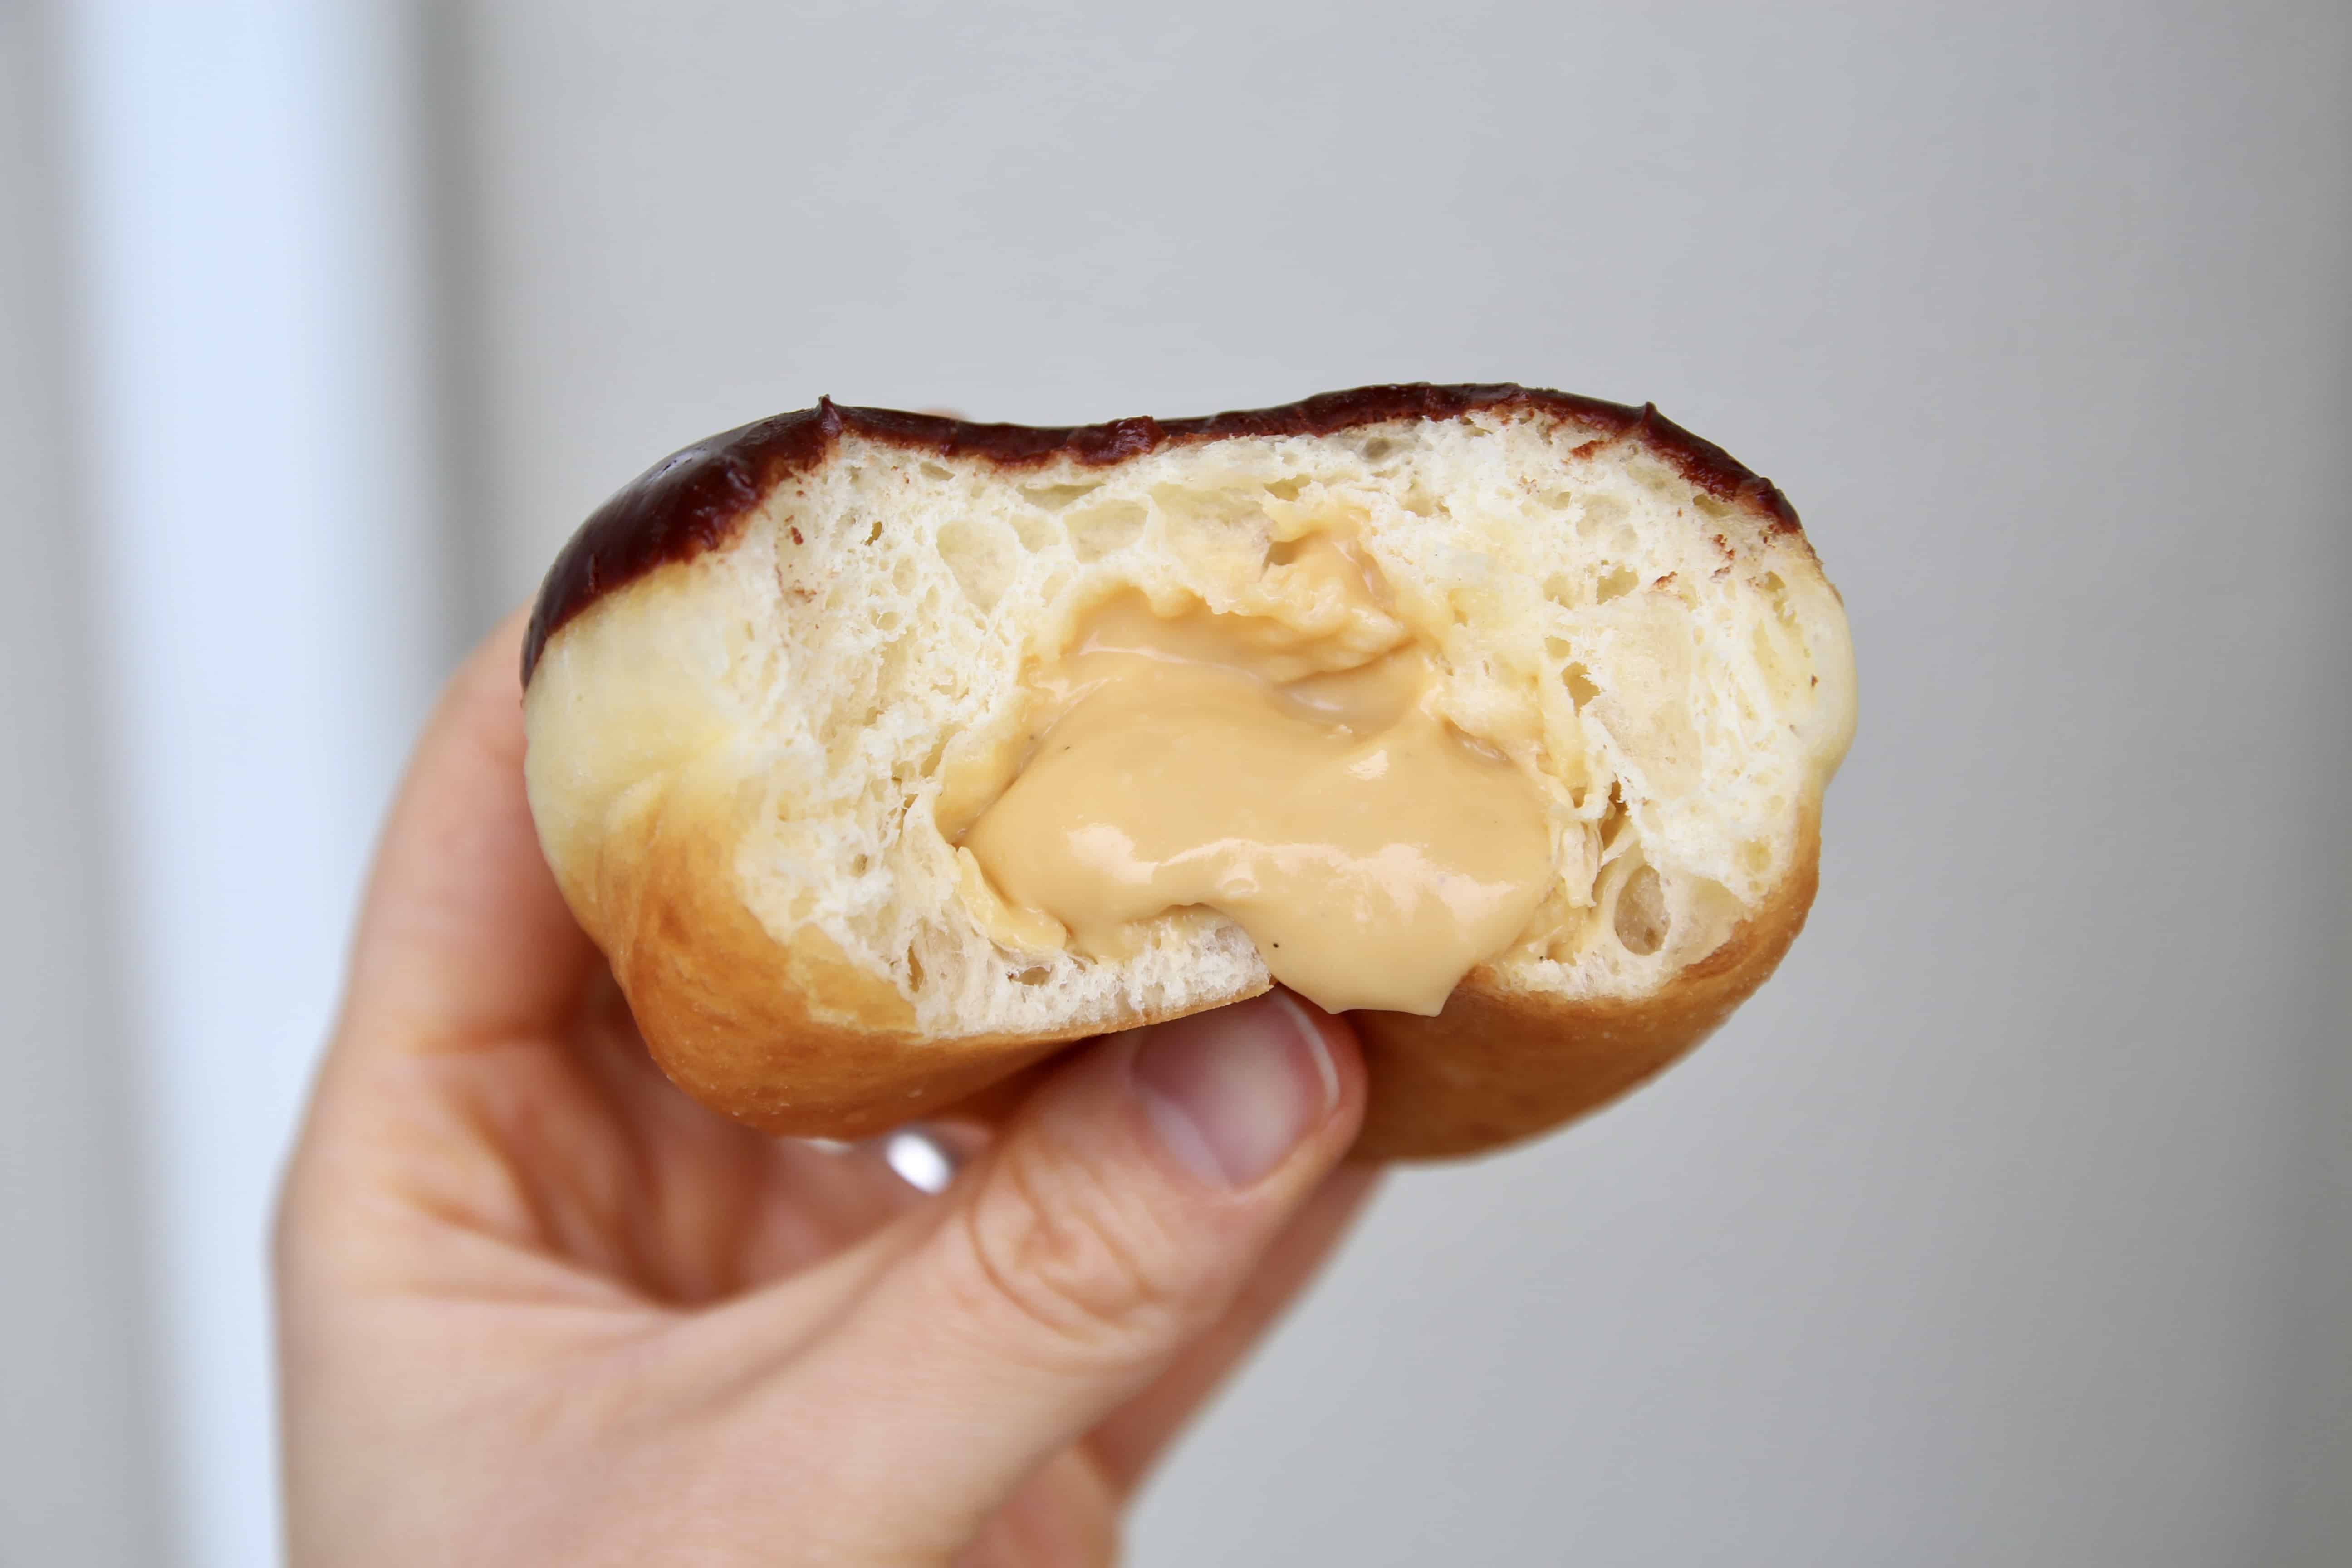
[275,612,1380,1567]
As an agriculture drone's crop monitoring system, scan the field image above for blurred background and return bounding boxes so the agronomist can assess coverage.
[3,1,2347,1563]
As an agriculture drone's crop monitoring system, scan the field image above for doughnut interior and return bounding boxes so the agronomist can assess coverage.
[520,387,1854,1157]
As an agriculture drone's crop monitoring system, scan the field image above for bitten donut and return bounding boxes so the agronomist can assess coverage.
[520,384,1855,1159]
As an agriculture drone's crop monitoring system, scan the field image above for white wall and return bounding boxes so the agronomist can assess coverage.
[434,2,2352,1564]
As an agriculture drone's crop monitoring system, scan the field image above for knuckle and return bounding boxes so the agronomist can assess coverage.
[945,1132,1196,1362]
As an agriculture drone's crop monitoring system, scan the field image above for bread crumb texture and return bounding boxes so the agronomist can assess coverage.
[524,402,1853,1050]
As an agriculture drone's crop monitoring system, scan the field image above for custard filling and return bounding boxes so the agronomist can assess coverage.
[952,537,1554,1014]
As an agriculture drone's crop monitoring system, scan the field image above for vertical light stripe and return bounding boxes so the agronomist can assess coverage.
[58,4,445,1563]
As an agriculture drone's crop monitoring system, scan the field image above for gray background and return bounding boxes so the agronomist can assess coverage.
[0,4,169,1561]
[6,1,2348,1563]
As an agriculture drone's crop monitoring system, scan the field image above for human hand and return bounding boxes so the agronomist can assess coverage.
[275,613,1377,1566]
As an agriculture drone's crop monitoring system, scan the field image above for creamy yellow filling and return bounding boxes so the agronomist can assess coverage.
[951,537,1554,1014]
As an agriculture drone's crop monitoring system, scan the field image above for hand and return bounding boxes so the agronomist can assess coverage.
[275,613,1377,1567]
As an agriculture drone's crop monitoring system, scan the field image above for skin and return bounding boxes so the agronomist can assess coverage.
[275,612,1379,1567]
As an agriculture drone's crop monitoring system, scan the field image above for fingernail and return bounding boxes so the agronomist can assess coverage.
[1131,991,1339,1189]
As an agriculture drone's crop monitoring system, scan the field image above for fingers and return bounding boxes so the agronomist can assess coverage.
[285,610,603,1289]
[336,608,599,1057]
[1084,1161,1381,1492]
[762,992,1366,1560]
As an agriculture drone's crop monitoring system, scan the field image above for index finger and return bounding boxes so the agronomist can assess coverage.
[334,607,599,1058]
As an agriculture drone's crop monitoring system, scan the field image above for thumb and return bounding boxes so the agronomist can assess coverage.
[784,990,1364,1555]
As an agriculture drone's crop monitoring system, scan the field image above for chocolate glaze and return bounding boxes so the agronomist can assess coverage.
[522,383,1803,683]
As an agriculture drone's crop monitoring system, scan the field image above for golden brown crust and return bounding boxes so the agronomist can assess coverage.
[1349,815,1819,1159]
[562,735,1815,1156]
[559,751,1272,1141]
